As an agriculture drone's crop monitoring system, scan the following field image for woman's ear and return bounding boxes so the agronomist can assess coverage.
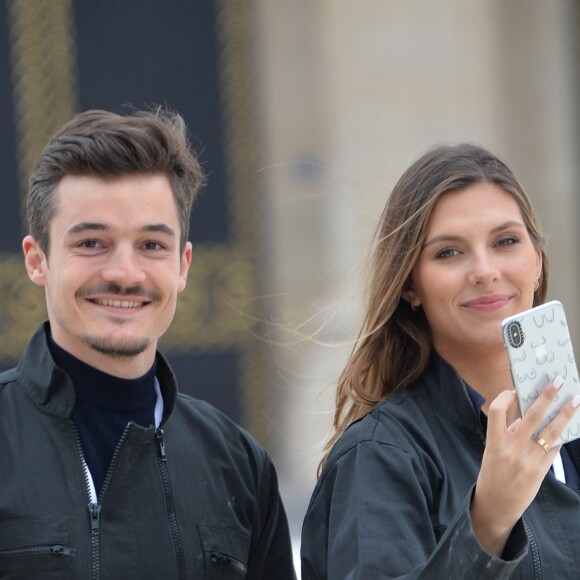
[23,235,48,286]
[402,287,421,309]
[534,248,543,283]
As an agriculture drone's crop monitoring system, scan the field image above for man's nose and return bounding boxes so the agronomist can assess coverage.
[100,247,147,286]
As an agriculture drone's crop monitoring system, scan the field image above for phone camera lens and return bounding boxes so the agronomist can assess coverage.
[507,321,525,348]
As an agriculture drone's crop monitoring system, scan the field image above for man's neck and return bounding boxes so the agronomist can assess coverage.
[48,334,157,379]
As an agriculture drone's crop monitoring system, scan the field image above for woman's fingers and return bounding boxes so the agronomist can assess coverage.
[506,417,522,435]
[534,391,580,451]
[513,376,565,442]
[486,377,580,451]
[486,389,518,442]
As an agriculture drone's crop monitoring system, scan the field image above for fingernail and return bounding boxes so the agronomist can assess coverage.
[553,375,564,389]
[572,395,580,408]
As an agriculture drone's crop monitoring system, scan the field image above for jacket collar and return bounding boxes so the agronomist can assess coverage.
[16,322,178,422]
[410,350,484,434]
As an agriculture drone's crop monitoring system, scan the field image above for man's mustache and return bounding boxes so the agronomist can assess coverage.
[75,283,161,302]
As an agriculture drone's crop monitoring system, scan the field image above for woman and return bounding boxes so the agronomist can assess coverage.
[301,144,580,578]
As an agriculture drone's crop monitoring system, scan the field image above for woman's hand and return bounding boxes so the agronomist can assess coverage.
[470,377,580,557]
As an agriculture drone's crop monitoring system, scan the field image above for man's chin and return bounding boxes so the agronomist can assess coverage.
[82,335,151,359]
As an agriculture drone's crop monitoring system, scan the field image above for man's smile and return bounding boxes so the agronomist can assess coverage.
[89,298,149,309]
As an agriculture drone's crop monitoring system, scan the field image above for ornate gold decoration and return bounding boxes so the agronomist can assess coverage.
[213,0,269,443]
[6,0,79,221]
[162,246,259,351]
[2,0,77,358]
[0,255,46,360]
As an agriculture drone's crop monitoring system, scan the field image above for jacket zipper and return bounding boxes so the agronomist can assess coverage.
[523,519,542,579]
[0,545,76,559]
[210,551,248,575]
[73,425,100,580]
[155,428,186,580]
[74,423,131,580]
[88,502,101,579]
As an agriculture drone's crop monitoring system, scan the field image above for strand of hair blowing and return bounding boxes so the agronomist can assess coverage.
[319,199,434,474]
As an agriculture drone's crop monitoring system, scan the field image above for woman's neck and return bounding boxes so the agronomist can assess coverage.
[435,342,513,413]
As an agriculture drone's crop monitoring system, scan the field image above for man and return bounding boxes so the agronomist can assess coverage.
[0,109,296,578]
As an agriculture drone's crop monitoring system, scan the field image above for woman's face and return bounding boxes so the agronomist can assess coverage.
[405,182,542,359]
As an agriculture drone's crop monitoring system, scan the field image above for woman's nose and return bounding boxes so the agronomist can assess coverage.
[467,251,500,285]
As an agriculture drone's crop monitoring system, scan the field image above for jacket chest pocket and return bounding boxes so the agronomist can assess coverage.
[198,524,249,579]
[0,516,75,578]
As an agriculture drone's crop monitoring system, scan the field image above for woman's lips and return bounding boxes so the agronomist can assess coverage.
[462,295,511,312]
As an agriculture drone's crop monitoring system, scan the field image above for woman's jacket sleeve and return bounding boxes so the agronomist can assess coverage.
[301,440,528,579]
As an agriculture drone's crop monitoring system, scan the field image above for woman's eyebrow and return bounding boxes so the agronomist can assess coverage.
[423,220,525,248]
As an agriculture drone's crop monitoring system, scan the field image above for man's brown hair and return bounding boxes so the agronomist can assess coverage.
[27,108,205,254]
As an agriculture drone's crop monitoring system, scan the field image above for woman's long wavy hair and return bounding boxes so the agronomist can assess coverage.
[320,143,548,473]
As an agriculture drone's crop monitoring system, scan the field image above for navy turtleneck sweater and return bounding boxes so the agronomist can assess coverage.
[48,334,157,497]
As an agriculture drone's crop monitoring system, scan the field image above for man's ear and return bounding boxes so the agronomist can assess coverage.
[23,235,48,287]
[177,241,192,293]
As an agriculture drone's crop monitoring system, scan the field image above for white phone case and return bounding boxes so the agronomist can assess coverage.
[501,300,580,446]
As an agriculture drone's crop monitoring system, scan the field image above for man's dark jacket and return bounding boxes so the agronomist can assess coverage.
[301,352,580,579]
[0,324,296,579]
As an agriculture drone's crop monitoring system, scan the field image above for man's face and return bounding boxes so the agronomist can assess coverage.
[23,173,191,377]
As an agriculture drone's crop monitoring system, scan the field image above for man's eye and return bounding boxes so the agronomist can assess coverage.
[79,240,102,249]
[144,241,164,250]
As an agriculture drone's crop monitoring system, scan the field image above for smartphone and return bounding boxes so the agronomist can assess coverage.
[501,300,580,446]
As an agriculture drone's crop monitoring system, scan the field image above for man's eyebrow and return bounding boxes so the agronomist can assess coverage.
[65,222,176,236]
[66,222,107,235]
[141,224,176,237]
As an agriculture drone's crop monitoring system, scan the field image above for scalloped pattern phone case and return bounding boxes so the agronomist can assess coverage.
[501,300,580,445]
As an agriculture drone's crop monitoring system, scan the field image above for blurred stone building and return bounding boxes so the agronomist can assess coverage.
[253,0,580,543]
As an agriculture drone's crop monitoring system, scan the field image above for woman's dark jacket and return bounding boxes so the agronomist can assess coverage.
[301,351,580,579]
[0,324,296,579]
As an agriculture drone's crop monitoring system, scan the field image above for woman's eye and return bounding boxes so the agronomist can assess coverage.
[436,248,459,259]
[496,235,519,247]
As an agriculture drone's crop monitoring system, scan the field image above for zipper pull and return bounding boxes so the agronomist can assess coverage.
[156,428,167,462]
[51,545,76,557]
[210,552,248,574]
[88,502,101,536]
